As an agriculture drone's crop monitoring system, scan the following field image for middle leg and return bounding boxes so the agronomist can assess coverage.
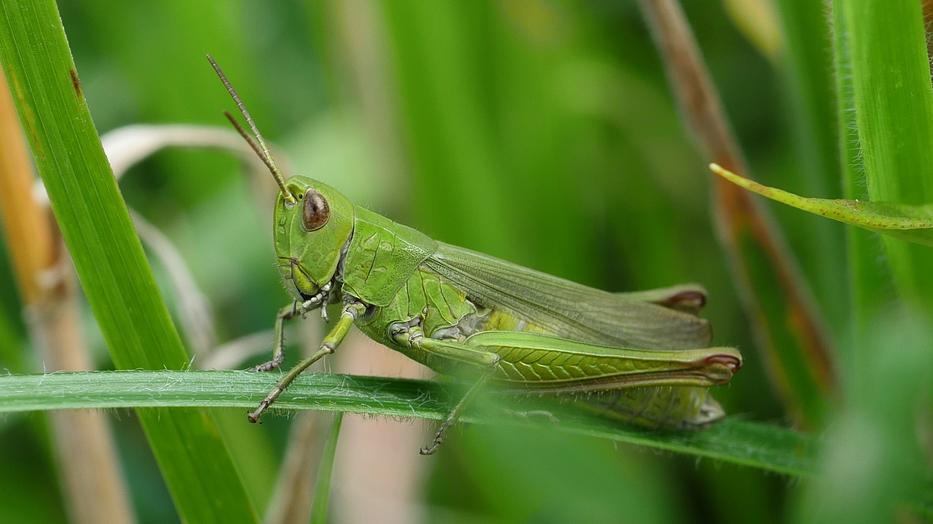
[391,325,501,454]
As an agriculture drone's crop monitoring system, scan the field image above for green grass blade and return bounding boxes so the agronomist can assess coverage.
[795,312,933,522]
[0,301,23,373]
[0,2,258,521]
[711,164,933,246]
[830,0,898,355]
[309,413,343,524]
[840,0,933,306]
[773,0,848,336]
[378,1,517,259]
[0,369,812,477]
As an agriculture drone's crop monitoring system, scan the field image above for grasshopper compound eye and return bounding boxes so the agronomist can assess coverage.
[301,188,330,231]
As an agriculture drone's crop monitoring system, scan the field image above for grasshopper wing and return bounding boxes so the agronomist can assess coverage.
[614,284,708,315]
[423,243,712,349]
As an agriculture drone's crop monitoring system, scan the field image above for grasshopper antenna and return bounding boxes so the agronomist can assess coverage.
[207,54,297,205]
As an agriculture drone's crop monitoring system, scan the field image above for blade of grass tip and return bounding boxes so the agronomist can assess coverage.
[0,2,258,522]
[637,0,835,427]
[0,58,135,524]
[309,413,344,524]
[0,370,816,477]
[722,0,781,60]
[840,0,933,310]
[710,164,933,246]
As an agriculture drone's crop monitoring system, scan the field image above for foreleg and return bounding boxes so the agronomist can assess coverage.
[248,300,365,422]
[253,294,326,372]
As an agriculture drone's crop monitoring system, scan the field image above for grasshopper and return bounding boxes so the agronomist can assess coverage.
[208,56,741,454]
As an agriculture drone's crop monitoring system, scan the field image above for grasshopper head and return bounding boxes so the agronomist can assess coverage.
[206,56,354,299]
[274,176,354,299]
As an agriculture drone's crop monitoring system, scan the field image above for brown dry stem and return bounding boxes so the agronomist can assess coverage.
[637,0,836,425]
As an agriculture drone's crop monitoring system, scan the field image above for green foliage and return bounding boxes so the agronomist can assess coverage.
[794,312,933,522]
[772,0,848,334]
[0,1,257,522]
[840,0,933,306]
[830,0,895,351]
[0,0,928,522]
[711,164,933,246]
[309,413,343,524]
[0,370,813,476]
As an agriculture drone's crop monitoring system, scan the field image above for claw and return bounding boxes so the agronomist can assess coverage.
[252,355,283,372]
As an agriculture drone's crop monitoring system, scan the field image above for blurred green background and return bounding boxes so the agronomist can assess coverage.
[0,0,928,523]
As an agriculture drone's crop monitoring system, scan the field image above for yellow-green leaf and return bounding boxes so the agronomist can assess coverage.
[710,164,933,246]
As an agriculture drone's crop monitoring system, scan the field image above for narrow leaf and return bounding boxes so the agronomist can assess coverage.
[840,0,933,306]
[831,0,898,356]
[773,0,849,337]
[309,413,343,524]
[0,2,258,521]
[0,369,814,477]
[710,164,933,246]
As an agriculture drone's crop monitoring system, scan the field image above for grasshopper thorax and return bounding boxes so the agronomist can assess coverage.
[274,176,354,300]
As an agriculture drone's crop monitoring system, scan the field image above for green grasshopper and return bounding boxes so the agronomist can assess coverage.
[208,56,742,454]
